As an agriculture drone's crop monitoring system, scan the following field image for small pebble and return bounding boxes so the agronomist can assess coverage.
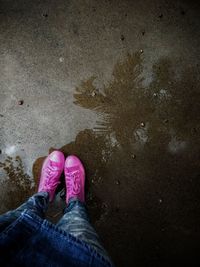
[163,119,168,123]
[121,34,125,41]
[140,49,143,53]
[181,10,185,15]
[89,194,93,201]
[131,154,136,159]
[59,57,64,62]
[91,91,96,97]
[192,127,197,134]
[159,199,163,203]
[153,93,157,97]
[102,202,108,209]
[18,100,24,105]
[91,179,95,184]
[140,122,145,127]
[115,206,120,213]
[115,180,120,185]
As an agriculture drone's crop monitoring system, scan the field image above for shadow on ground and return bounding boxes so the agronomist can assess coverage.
[1,52,200,267]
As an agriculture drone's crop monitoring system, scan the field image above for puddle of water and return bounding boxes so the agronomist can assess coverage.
[69,53,200,265]
[0,156,34,213]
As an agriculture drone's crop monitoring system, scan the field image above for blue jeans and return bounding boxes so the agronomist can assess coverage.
[0,192,111,262]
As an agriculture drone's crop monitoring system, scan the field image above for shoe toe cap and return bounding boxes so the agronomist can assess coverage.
[49,150,65,163]
[65,155,83,169]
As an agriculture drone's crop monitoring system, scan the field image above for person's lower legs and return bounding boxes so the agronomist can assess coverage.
[57,155,111,261]
[0,192,49,231]
[56,198,108,256]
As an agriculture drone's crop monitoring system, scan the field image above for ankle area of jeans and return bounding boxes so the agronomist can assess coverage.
[64,197,86,213]
[28,192,49,217]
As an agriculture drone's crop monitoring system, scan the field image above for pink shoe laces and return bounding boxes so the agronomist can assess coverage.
[41,161,60,191]
[66,170,81,196]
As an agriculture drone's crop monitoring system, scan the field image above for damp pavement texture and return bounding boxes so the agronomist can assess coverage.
[1,0,200,266]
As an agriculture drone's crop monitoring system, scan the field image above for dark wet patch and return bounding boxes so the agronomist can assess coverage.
[18,100,24,105]
[42,13,48,18]
[71,53,200,266]
[120,34,125,41]
[0,156,34,213]
[180,9,186,16]
[32,155,45,186]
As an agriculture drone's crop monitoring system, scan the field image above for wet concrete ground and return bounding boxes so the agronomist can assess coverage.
[1,0,200,266]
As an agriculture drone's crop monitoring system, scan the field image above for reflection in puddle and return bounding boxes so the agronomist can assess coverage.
[74,52,153,150]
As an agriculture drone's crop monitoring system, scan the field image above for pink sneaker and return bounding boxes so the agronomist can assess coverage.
[38,151,65,201]
[64,155,85,204]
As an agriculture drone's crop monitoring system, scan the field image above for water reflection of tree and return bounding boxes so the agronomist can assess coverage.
[71,52,200,212]
[74,53,200,154]
[74,53,154,150]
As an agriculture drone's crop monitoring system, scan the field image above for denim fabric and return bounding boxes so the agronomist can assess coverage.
[57,198,110,260]
[0,193,114,267]
[0,192,49,232]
